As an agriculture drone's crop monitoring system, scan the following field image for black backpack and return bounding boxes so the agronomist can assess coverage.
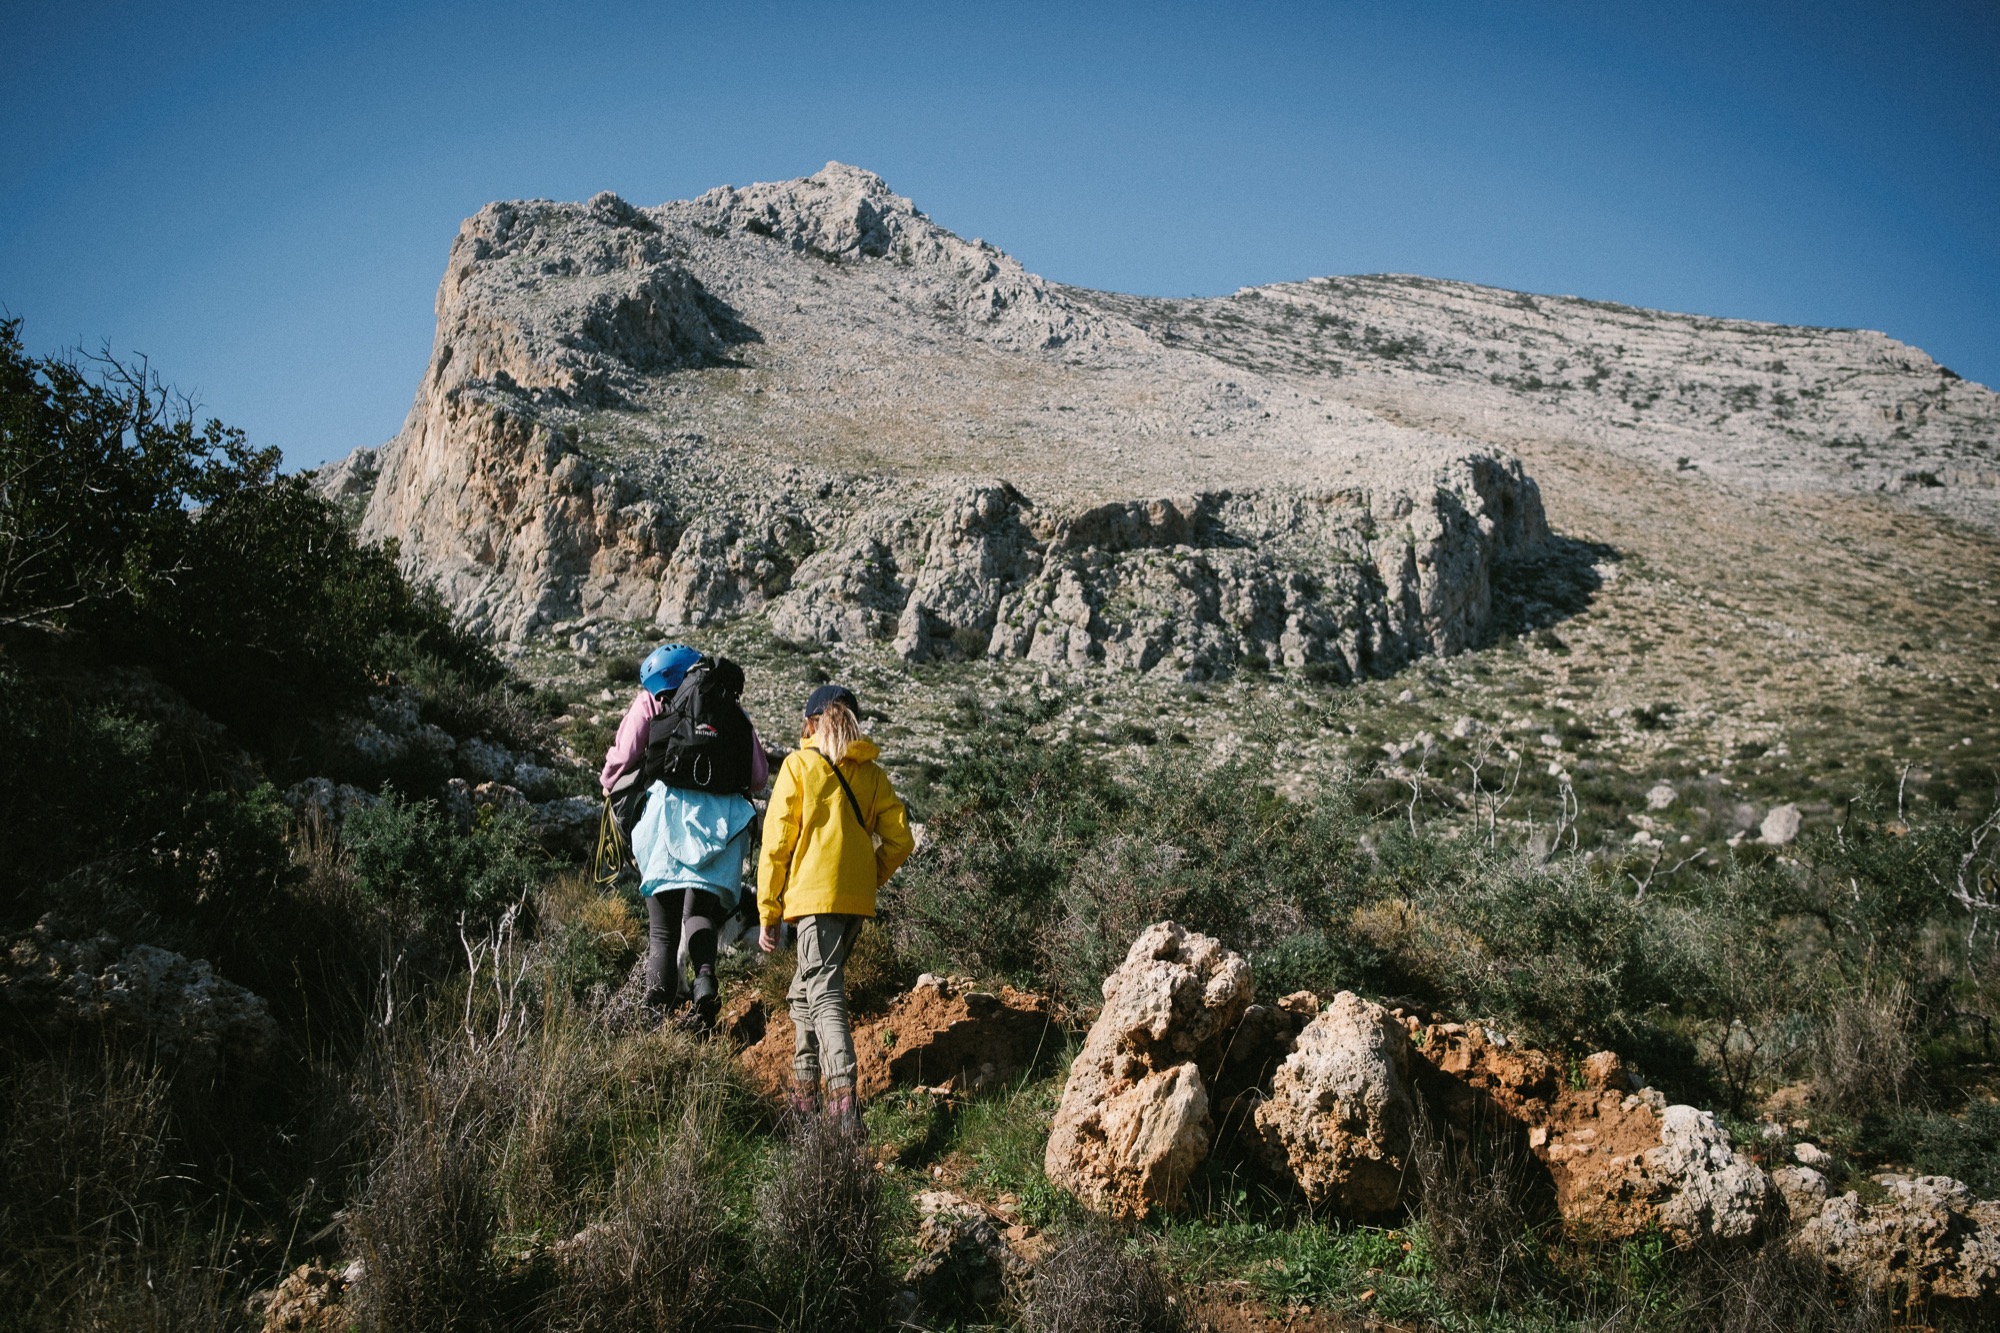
[642,655,756,796]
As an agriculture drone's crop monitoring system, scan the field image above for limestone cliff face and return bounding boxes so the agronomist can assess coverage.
[352,163,1557,673]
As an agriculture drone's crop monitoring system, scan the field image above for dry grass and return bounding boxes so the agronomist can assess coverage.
[346,1046,498,1333]
[1588,1238,1893,1333]
[539,868,643,961]
[752,1116,888,1332]
[1812,983,1920,1117]
[0,1051,247,1330]
[1020,1229,1186,1333]
[546,1109,724,1333]
[1410,1111,1550,1313]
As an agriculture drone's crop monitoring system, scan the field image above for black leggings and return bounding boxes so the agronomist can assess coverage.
[645,887,721,999]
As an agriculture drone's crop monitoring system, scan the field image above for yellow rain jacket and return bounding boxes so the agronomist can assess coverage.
[757,735,914,925]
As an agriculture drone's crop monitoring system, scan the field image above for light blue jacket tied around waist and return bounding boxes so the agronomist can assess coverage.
[632,782,756,911]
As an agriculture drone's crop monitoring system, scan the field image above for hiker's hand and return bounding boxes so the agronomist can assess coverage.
[759,924,780,953]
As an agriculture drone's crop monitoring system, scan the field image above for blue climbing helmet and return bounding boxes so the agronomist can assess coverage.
[639,643,703,698]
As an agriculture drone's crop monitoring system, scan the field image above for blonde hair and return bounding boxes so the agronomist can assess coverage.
[809,701,863,765]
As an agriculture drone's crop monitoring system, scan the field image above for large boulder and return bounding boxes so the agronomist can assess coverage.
[1252,992,1417,1214]
[1043,922,1253,1220]
[1795,1173,2000,1306]
[1416,1021,1769,1244]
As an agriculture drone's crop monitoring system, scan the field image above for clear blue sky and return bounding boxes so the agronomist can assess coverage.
[4,1,1996,470]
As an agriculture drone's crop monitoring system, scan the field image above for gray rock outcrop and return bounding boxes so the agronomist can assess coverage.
[352,164,1552,670]
[1043,921,1253,1220]
[1080,273,2000,534]
[1795,1173,2000,1306]
[1252,992,1417,1213]
[2,921,279,1071]
[1646,1102,1773,1242]
[1759,802,1803,846]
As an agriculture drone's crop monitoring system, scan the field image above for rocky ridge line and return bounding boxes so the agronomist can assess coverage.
[341,163,1551,677]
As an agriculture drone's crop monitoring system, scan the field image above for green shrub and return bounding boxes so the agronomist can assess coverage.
[345,793,542,929]
[1864,1100,2000,1195]
[0,316,511,764]
[882,733,1351,1005]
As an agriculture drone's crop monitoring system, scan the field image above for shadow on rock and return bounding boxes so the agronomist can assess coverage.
[1489,533,1620,636]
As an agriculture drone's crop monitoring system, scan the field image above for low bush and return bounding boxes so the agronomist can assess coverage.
[1021,1229,1185,1333]
[753,1117,888,1331]
[345,792,543,931]
[548,1112,724,1333]
[882,738,1350,1006]
[1863,1099,2000,1195]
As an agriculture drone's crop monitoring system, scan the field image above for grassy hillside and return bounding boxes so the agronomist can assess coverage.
[4,318,1997,1330]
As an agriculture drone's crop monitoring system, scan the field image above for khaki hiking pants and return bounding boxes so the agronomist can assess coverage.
[788,913,862,1092]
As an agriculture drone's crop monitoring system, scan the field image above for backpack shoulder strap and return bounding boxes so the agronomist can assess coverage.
[816,751,866,830]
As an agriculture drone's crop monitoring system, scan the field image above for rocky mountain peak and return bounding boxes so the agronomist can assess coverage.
[692,161,910,261]
[335,164,1993,675]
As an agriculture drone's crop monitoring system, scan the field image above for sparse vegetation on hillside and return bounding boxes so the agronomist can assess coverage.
[5,318,1998,1331]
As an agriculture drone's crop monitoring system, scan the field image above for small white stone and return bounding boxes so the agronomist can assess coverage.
[1760,804,1803,846]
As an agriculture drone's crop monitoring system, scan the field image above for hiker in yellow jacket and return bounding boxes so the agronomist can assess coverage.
[757,683,914,1130]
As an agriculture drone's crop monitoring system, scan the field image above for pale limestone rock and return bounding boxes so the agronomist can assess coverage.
[1772,1164,1828,1220]
[354,165,1551,657]
[284,777,379,831]
[1252,992,1416,1214]
[1043,922,1252,1220]
[339,160,2000,666]
[1760,803,1803,845]
[456,736,516,784]
[1649,1104,1771,1242]
[1104,273,2000,536]
[1797,1173,2000,1305]
[471,781,529,815]
[1,924,278,1071]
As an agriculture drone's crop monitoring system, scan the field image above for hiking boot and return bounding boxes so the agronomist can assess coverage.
[689,971,719,1032]
[787,1078,820,1120]
[824,1087,863,1138]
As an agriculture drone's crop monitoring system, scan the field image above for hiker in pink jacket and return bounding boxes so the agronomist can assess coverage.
[601,643,769,1020]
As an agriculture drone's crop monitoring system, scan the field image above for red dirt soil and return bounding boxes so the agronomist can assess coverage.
[729,976,1057,1098]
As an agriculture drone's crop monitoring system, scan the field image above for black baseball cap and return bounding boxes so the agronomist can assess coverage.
[804,684,860,718]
